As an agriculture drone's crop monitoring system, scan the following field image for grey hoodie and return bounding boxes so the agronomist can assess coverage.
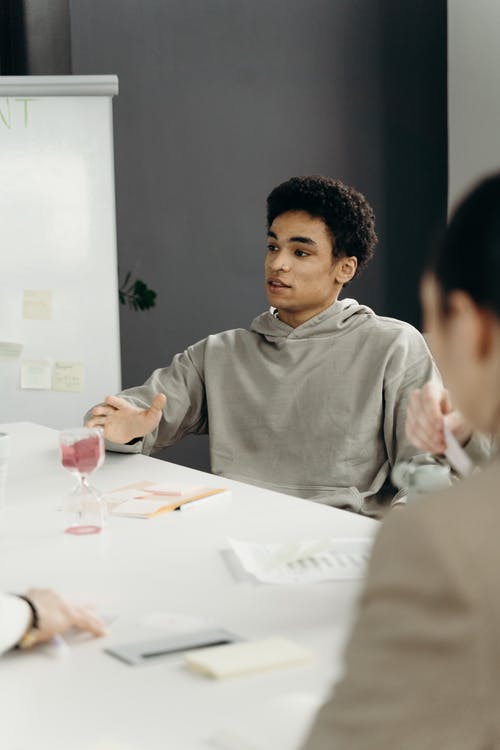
[103,299,439,515]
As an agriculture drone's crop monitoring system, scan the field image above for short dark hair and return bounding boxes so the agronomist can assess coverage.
[429,173,500,318]
[266,175,378,274]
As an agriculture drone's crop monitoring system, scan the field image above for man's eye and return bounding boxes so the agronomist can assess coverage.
[295,249,309,257]
[267,245,278,252]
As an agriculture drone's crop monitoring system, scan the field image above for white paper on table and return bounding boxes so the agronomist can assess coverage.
[102,488,148,507]
[145,483,206,496]
[227,537,374,584]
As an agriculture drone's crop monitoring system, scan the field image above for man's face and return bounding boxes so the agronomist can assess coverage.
[265,210,346,328]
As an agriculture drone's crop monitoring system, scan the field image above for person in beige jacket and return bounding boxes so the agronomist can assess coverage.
[303,173,500,749]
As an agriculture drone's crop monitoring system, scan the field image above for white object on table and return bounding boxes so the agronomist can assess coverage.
[0,422,377,750]
[227,537,373,584]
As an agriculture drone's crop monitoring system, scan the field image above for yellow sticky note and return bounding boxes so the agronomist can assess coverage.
[21,360,52,390]
[52,361,84,392]
[23,290,53,320]
[0,342,23,361]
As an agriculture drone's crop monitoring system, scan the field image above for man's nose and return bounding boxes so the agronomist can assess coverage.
[269,250,290,272]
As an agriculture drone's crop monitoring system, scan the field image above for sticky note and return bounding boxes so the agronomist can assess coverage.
[52,361,84,392]
[20,360,52,390]
[23,290,53,320]
[0,342,23,361]
[184,637,312,679]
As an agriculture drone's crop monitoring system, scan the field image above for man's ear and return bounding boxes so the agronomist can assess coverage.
[447,291,495,361]
[334,256,357,285]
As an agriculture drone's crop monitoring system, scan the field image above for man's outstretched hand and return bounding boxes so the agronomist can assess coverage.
[85,393,167,444]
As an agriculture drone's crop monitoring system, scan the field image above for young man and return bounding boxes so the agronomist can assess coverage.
[86,176,437,516]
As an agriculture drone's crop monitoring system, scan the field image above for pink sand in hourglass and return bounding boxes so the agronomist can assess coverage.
[61,434,102,474]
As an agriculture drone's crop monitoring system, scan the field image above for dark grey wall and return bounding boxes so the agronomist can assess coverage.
[0,0,71,74]
[69,0,447,471]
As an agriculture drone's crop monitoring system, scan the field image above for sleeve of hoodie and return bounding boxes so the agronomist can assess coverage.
[382,326,440,502]
[87,339,208,456]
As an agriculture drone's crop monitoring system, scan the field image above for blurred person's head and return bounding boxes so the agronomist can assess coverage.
[422,173,500,434]
[265,176,377,328]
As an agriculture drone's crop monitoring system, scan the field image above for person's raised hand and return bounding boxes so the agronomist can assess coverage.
[85,393,167,444]
[22,589,106,646]
[406,381,473,454]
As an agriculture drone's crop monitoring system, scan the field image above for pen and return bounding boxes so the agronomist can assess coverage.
[179,491,230,512]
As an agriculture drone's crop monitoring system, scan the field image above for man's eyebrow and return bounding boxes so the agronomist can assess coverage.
[266,231,317,246]
[289,235,317,246]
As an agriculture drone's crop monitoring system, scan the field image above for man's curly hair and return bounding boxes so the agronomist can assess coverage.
[266,176,378,275]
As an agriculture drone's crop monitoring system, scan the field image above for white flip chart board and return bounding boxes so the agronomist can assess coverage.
[448,1,500,208]
[0,76,121,428]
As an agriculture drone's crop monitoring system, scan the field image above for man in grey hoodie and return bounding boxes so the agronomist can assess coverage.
[86,176,437,516]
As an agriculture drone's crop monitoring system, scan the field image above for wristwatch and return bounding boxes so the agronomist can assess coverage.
[17,595,40,649]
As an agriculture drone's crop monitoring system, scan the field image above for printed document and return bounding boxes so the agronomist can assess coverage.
[227,537,374,584]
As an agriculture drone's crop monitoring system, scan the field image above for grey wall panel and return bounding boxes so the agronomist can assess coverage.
[69,0,446,470]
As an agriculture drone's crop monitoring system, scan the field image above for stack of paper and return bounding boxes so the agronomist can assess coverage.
[227,537,374,584]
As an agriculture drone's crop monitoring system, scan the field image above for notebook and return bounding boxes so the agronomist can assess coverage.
[106,482,229,518]
[184,637,312,679]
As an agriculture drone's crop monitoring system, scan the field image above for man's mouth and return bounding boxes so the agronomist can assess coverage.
[267,278,291,289]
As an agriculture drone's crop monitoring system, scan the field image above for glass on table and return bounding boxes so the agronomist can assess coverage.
[59,427,106,535]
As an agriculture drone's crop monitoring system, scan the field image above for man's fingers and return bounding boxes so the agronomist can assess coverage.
[104,395,131,410]
[406,406,445,453]
[149,393,167,413]
[439,388,454,416]
[72,607,107,637]
[91,405,115,417]
[86,417,107,429]
[86,406,112,428]
[419,382,446,425]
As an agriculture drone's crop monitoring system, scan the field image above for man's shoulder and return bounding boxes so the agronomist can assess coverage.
[186,327,255,356]
[364,313,424,341]
[205,327,253,344]
[360,314,429,367]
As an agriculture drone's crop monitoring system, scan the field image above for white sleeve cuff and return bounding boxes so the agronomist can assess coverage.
[0,593,32,655]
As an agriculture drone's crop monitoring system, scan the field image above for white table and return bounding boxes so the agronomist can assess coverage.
[0,422,378,750]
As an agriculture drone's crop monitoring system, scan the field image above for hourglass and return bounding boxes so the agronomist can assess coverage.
[60,427,106,534]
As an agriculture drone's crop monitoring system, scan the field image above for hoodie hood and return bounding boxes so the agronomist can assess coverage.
[250,298,374,341]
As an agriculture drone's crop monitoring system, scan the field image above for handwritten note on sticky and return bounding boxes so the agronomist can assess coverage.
[20,360,52,390]
[0,342,23,361]
[23,290,52,320]
[52,361,84,392]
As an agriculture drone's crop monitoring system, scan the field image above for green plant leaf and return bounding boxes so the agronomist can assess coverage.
[119,273,157,312]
